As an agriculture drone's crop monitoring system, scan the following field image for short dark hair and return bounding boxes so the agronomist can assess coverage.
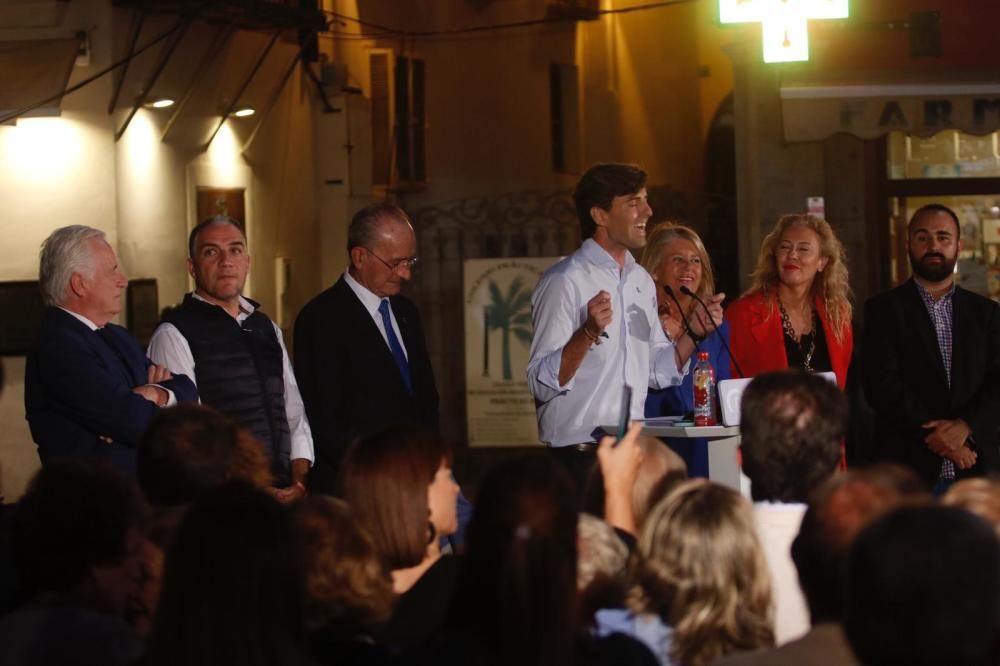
[347,202,410,253]
[138,404,273,507]
[791,465,929,624]
[740,370,846,503]
[907,203,961,237]
[339,424,451,570]
[188,215,245,258]
[573,163,647,239]
[13,461,146,597]
[844,505,1000,666]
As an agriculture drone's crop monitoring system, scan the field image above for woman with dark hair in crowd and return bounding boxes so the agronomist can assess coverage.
[630,479,773,666]
[0,462,146,666]
[340,424,460,656]
[145,483,311,666]
[293,495,396,665]
[433,425,657,666]
[725,214,852,390]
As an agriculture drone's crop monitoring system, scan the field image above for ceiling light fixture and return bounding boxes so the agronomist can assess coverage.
[233,107,256,118]
[144,98,175,109]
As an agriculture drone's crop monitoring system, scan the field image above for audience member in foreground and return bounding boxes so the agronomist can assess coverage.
[630,479,773,666]
[25,225,197,474]
[739,370,845,644]
[137,403,273,507]
[340,425,460,656]
[433,446,657,666]
[713,464,929,666]
[0,462,146,666]
[844,505,1000,666]
[942,476,1000,535]
[584,435,688,534]
[146,483,310,666]
[293,496,396,666]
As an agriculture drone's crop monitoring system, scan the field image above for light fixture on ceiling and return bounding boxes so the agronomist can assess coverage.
[233,107,255,118]
[143,98,175,109]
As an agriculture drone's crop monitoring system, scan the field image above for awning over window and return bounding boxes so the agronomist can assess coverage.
[781,83,1000,142]
[0,38,79,115]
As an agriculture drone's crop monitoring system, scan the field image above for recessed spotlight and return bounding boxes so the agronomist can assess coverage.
[233,107,255,118]
[144,98,175,109]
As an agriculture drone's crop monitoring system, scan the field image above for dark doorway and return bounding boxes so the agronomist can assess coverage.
[703,94,739,298]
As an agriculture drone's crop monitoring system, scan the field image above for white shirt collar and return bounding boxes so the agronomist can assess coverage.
[580,238,639,275]
[343,270,387,318]
[58,306,100,331]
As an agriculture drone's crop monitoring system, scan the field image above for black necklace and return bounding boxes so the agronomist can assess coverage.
[778,300,817,372]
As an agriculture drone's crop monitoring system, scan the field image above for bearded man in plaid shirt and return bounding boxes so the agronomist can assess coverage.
[862,203,1000,493]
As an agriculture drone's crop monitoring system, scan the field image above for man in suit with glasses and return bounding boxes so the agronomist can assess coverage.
[294,203,439,494]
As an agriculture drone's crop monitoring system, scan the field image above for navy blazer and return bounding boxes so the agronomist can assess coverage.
[862,280,1000,487]
[24,307,198,474]
[293,277,440,494]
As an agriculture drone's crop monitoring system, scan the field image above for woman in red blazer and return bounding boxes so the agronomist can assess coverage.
[726,214,853,390]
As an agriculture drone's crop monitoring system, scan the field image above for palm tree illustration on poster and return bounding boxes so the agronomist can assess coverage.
[463,257,560,446]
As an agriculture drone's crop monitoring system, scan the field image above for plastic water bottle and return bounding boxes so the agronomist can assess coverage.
[692,351,716,426]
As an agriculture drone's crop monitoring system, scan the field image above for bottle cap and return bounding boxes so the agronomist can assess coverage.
[697,351,710,361]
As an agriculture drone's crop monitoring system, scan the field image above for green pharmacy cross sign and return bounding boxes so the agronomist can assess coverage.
[720,0,849,63]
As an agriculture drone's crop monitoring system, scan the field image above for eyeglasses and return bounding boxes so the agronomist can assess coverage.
[365,248,419,272]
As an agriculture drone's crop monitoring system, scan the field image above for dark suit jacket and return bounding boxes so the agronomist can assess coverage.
[24,307,198,474]
[711,623,857,666]
[861,280,1000,487]
[293,276,439,494]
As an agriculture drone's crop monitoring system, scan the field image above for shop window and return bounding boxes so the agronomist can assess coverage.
[887,129,1000,179]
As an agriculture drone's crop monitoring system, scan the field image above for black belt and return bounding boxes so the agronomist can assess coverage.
[552,442,598,453]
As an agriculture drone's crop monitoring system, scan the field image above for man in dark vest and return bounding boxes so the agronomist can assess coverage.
[148,216,313,501]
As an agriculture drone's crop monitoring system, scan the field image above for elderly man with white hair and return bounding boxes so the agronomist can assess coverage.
[24,225,197,474]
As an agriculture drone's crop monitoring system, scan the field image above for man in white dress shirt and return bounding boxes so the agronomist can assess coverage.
[148,216,313,501]
[739,370,845,644]
[527,163,722,496]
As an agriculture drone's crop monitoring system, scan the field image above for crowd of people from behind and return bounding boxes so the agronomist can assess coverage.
[0,159,998,665]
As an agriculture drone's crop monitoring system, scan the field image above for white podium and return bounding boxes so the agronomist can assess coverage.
[637,420,743,492]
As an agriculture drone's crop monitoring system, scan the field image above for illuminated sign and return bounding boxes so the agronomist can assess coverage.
[720,0,849,63]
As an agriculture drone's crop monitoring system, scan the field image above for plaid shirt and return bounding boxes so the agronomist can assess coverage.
[914,280,956,479]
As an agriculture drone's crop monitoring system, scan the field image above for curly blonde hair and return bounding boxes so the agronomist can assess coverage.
[632,479,774,666]
[747,214,852,343]
[641,222,717,311]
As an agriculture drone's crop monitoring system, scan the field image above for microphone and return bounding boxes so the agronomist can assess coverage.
[662,284,696,347]
[679,285,745,378]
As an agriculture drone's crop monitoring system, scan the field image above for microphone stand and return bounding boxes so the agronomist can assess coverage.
[679,285,745,378]
[663,284,697,348]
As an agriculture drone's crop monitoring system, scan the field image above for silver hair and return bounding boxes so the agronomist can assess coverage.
[39,225,106,306]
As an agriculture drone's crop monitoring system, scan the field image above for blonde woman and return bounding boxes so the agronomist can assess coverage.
[641,223,730,476]
[725,214,853,390]
[631,479,774,666]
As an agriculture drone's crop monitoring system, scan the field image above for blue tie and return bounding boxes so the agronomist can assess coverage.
[378,299,412,394]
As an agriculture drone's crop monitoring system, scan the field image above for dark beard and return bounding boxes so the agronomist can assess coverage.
[909,251,957,283]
